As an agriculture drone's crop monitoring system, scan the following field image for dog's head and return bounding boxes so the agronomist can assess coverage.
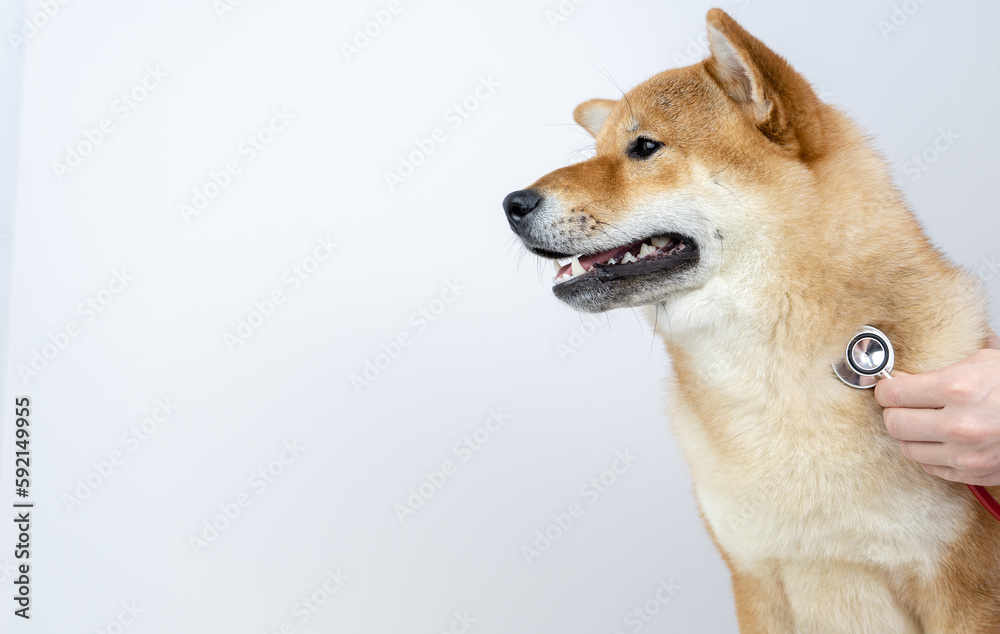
[503,9,831,315]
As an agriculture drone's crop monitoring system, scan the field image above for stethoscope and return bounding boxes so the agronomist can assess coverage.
[837,327,1000,521]
[834,326,894,388]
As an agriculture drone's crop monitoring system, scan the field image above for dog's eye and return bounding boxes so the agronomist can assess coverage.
[628,137,662,159]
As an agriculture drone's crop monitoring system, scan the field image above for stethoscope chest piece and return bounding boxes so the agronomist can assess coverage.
[834,326,894,388]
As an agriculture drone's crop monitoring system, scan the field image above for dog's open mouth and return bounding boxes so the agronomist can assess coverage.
[551,234,696,286]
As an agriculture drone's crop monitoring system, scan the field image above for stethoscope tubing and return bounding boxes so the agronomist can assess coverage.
[969,484,1000,521]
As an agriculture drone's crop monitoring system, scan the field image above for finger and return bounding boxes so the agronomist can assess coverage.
[874,370,950,409]
[898,439,951,468]
[883,407,949,442]
[919,463,961,483]
[916,461,999,486]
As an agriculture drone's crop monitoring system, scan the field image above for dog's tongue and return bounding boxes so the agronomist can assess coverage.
[555,242,641,278]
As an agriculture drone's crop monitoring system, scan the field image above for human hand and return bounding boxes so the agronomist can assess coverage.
[874,334,1000,486]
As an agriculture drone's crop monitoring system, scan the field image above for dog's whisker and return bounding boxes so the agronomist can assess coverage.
[543,122,599,141]
[648,305,659,360]
[594,218,633,243]
[712,178,747,212]
[504,235,524,259]
[515,246,528,272]
[567,143,597,165]
[595,65,634,126]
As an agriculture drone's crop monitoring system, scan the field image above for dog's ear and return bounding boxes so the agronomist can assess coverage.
[704,9,825,160]
[574,99,617,137]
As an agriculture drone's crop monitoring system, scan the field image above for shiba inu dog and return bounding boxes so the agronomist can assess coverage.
[502,8,1000,633]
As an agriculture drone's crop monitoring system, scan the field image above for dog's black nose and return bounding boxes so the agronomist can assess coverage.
[503,189,542,224]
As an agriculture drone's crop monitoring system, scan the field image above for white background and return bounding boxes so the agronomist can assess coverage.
[1,1,998,632]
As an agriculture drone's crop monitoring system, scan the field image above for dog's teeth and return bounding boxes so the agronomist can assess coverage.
[651,236,670,248]
[570,257,585,276]
[557,257,574,266]
[638,243,656,258]
[621,252,638,264]
[607,258,617,265]
[552,260,561,273]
